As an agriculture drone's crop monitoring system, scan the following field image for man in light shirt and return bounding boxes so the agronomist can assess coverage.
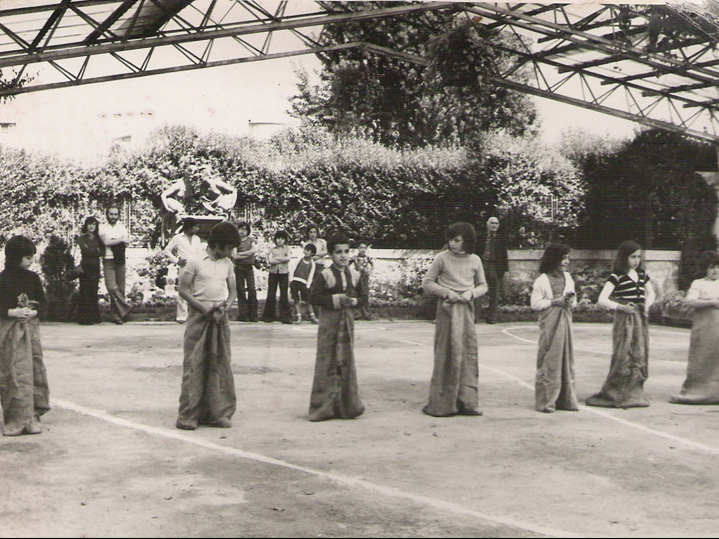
[164,217,203,323]
[98,205,132,324]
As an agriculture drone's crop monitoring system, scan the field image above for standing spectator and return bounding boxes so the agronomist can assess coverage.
[0,236,49,436]
[231,221,258,322]
[176,222,240,431]
[422,222,487,417]
[75,216,104,325]
[477,216,508,324]
[164,217,203,324]
[306,224,328,268]
[308,233,367,421]
[530,244,579,413]
[261,230,292,324]
[98,205,132,324]
[306,224,327,320]
[349,240,375,321]
[587,240,655,408]
[289,243,318,324]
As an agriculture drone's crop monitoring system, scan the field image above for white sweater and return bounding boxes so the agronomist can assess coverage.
[530,272,577,311]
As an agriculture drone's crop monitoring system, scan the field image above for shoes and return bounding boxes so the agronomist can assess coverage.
[209,418,232,428]
[458,409,484,416]
[176,319,186,324]
[486,320,496,325]
[175,420,196,431]
[112,318,124,325]
[309,316,319,324]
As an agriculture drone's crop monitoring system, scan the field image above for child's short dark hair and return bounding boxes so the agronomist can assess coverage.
[327,233,351,254]
[274,229,288,242]
[538,244,571,274]
[612,240,643,274]
[5,235,36,269]
[445,222,476,253]
[306,223,319,237]
[207,222,240,249]
[304,243,317,255]
[237,221,251,235]
[699,250,719,274]
[356,239,369,248]
[180,217,199,233]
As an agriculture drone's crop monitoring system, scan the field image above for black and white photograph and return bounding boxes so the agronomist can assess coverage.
[1,1,719,537]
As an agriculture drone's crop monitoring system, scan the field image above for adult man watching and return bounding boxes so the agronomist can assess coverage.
[164,217,203,324]
[477,216,508,324]
[99,205,132,324]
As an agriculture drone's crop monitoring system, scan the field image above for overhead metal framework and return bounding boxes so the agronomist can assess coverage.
[0,1,718,142]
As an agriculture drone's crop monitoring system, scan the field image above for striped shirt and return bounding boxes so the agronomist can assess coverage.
[607,270,650,304]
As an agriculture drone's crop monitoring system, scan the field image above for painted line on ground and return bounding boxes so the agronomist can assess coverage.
[51,398,581,539]
[501,326,688,361]
[366,325,716,456]
[484,328,719,456]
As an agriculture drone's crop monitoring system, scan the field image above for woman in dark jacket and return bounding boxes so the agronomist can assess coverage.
[75,216,104,325]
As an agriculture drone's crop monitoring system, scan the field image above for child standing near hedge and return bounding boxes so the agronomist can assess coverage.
[530,244,579,413]
[261,230,293,324]
[422,222,487,417]
[308,233,367,421]
[349,240,375,321]
[0,236,50,436]
[670,251,719,405]
[587,240,655,408]
[289,243,318,324]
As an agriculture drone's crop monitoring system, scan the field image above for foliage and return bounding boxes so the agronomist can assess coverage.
[0,122,586,252]
[572,266,612,305]
[290,6,537,147]
[483,132,585,247]
[0,68,34,103]
[135,250,172,290]
[501,277,533,306]
[39,235,77,321]
[569,128,718,288]
[650,289,692,322]
[368,256,434,305]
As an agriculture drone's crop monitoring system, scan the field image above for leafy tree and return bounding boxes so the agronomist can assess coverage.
[483,132,585,247]
[290,3,537,147]
[570,128,718,288]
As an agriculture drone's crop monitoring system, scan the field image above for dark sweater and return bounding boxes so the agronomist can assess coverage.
[0,267,48,318]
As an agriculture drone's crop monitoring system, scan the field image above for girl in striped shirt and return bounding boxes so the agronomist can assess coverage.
[587,240,655,408]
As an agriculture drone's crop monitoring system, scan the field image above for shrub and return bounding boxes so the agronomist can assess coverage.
[501,277,533,306]
[650,290,692,322]
[39,235,77,321]
[572,266,611,304]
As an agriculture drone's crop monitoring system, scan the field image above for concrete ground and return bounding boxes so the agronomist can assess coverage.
[1,320,717,538]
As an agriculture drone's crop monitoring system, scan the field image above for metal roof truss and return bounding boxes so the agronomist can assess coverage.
[0,1,717,143]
